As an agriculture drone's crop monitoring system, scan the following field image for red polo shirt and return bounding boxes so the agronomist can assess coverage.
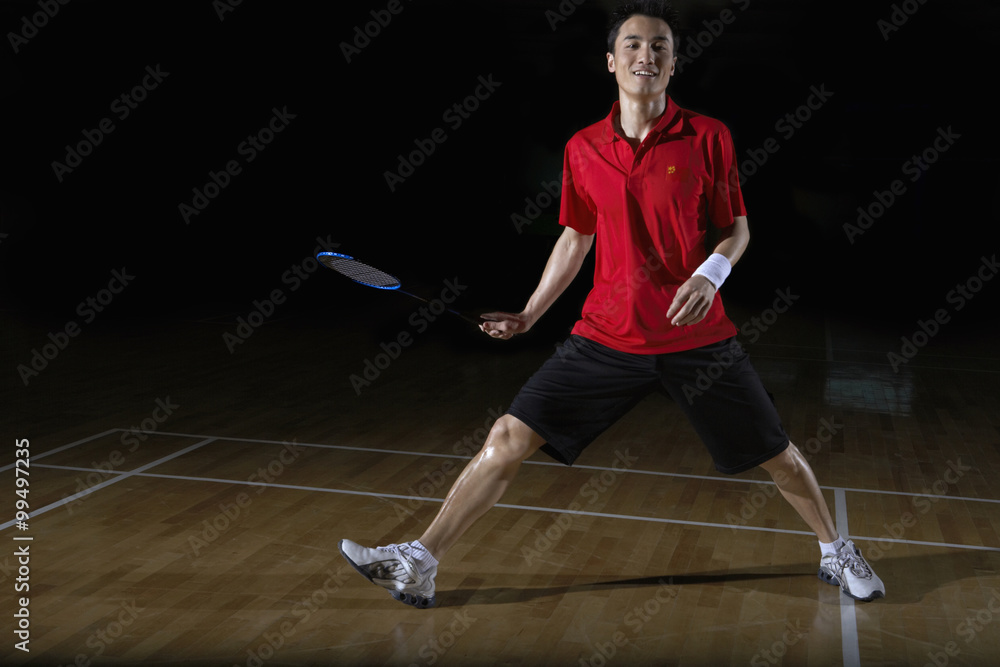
[559,96,746,354]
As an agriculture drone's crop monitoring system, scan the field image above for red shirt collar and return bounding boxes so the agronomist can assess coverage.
[601,96,683,144]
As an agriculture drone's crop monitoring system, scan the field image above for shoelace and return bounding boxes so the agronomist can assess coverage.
[371,544,417,584]
[831,547,873,580]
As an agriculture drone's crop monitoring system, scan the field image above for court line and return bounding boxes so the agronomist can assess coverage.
[0,428,120,473]
[105,429,1000,505]
[24,462,1000,554]
[0,438,217,532]
[12,429,997,553]
[835,488,861,667]
[27,464,816,538]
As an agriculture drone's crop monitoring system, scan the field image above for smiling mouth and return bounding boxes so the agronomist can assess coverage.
[633,70,657,78]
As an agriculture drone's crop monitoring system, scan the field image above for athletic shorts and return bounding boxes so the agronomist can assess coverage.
[507,335,788,474]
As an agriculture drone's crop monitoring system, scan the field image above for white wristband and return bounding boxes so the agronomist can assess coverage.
[692,253,732,289]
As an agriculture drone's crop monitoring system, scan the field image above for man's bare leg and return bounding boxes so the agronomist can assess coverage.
[760,441,885,600]
[418,415,545,559]
[338,414,545,608]
[759,441,838,542]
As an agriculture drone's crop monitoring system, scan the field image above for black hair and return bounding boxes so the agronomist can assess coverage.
[606,1,682,56]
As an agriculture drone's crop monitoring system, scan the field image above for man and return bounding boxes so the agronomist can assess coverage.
[339,0,884,608]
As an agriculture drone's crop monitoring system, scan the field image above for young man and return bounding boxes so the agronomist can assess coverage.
[339,0,884,607]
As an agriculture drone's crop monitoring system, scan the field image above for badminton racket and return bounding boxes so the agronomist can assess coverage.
[317,252,482,326]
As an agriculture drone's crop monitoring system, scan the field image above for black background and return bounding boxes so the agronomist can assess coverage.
[2,0,998,350]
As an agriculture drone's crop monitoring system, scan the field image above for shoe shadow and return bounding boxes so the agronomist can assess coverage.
[443,567,812,607]
[441,549,1000,607]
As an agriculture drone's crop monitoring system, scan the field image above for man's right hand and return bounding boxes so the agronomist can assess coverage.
[479,311,533,340]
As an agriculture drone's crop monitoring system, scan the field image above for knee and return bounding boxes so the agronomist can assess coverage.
[481,415,536,464]
[762,442,803,484]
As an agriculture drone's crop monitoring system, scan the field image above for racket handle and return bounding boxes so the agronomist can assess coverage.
[398,290,482,327]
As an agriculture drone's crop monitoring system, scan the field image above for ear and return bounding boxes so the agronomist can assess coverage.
[607,52,616,73]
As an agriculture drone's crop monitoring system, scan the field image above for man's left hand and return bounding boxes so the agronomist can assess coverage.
[666,275,716,327]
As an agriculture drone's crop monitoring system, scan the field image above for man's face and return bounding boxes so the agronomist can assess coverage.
[607,14,676,99]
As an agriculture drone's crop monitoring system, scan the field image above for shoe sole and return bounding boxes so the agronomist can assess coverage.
[392,589,436,609]
[338,540,437,609]
[817,568,885,602]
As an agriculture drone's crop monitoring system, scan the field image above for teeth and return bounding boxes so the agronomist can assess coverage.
[635,71,655,76]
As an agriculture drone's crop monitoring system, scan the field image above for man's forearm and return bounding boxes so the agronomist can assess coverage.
[522,228,594,325]
[712,215,750,267]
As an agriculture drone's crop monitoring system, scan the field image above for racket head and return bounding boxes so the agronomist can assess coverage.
[317,252,401,290]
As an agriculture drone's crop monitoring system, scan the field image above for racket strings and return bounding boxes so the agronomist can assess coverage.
[319,255,400,289]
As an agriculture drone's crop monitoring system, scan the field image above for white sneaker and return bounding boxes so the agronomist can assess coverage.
[818,540,885,601]
[338,539,437,608]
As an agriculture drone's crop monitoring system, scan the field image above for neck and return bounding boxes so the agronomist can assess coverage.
[616,94,667,146]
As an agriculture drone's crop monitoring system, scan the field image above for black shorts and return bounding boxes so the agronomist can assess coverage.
[507,335,788,474]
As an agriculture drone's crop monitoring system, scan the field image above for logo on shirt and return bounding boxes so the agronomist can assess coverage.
[667,166,676,174]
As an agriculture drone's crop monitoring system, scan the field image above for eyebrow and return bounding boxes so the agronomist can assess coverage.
[621,34,672,42]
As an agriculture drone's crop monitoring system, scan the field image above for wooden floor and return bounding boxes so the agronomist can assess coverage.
[3,302,999,667]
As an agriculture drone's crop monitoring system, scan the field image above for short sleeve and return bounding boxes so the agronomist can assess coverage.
[558,138,598,235]
[706,127,747,228]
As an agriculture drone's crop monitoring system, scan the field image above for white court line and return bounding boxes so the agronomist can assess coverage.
[28,465,816,538]
[9,429,999,556]
[24,462,1000,553]
[105,429,1000,505]
[0,428,120,472]
[835,488,861,667]
[0,438,217,532]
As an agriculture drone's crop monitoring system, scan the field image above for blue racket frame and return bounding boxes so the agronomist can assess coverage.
[317,251,481,326]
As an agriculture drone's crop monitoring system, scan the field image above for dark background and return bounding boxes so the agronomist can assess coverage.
[2,0,998,358]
